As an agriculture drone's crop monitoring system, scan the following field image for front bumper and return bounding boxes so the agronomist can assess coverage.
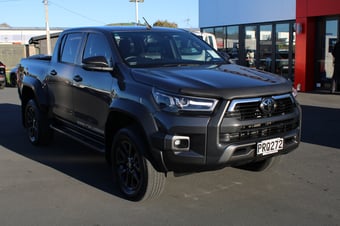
[151,95,301,173]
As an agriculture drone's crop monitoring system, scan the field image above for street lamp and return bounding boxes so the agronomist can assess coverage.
[43,0,51,55]
[129,0,144,25]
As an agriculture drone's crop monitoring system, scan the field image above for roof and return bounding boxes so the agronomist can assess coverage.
[63,25,186,33]
[28,26,189,44]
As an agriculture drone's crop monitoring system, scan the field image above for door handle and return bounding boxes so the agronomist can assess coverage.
[73,75,83,82]
[50,69,57,76]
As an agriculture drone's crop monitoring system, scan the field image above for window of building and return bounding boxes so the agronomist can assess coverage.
[259,25,273,71]
[315,17,339,89]
[245,26,257,67]
[201,27,214,34]
[275,23,290,78]
[325,19,338,78]
[226,26,239,63]
[202,21,295,81]
[214,26,226,51]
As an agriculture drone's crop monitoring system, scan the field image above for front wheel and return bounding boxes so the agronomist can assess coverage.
[111,126,166,201]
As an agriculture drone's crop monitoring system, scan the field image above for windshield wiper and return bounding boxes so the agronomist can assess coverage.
[162,63,201,67]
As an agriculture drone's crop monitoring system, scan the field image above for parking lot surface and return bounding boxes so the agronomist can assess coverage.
[1,87,340,226]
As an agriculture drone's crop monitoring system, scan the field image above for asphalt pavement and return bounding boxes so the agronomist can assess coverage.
[0,87,340,226]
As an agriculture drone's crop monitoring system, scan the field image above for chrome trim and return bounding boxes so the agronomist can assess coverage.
[272,93,293,102]
[227,93,293,112]
[228,97,261,112]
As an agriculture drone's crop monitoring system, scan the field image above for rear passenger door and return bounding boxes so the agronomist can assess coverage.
[47,32,84,123]
[72,32,115,135]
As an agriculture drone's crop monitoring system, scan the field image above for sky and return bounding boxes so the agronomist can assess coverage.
[0,0,198,28]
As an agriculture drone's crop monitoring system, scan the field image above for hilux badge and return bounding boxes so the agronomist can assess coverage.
[260,98,276,114]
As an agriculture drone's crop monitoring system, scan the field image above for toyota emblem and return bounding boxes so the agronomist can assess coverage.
[260,98,277,115]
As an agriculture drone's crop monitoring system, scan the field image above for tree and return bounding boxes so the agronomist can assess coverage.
[0,23,10,28]
[153,20,178,28]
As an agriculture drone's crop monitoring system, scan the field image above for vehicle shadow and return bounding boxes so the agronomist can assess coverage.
[0,103,122,199]
[1,102,339,201]
[301,104,340,149]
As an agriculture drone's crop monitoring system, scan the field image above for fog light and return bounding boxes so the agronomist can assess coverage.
[165,135,190,151]
[174,139,189,149]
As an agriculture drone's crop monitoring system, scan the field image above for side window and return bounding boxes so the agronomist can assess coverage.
[83,33,113,67]
[60,33,83,64]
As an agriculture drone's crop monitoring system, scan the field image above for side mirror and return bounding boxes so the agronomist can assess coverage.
[82,56,113,71]
[219,51,230,62]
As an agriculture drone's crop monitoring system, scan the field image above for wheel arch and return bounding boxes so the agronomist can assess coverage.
[105,99,167,172]
[21,77,50,127]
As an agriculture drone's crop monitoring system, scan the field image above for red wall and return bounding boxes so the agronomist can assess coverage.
[295,0,340,91]
[297,0,340,17]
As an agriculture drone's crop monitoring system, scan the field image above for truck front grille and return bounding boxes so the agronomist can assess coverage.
[220,93,299,143]
[225,94,295,120]
[220,118,299,143]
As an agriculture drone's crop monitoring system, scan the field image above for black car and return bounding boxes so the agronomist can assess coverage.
[7,65,19,87]
[0,61,6,89]
[19,26,301,201]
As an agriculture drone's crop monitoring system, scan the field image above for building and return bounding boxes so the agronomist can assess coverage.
[0,24,63,44]
[199,0,340,92]
[0,24,63,68]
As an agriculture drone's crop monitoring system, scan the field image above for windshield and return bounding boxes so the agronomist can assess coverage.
[112,30,226,67]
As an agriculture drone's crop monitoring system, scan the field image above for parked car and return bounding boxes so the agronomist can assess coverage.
[8,65,19,87]
[192,31,218,50]
[19,26,301,201]
[0,61,6,89]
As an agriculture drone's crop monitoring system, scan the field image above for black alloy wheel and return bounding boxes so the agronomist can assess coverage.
[111,126,165,201]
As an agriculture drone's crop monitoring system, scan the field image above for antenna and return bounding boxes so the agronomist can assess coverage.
[143,17,152,29]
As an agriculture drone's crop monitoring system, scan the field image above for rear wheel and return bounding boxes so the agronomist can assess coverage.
[111,126,166,201]
[24,99,53,145]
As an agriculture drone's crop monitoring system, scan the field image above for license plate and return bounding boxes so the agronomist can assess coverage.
[257,138,283,156]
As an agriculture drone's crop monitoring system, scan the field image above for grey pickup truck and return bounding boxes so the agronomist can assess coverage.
[19,26,301,201]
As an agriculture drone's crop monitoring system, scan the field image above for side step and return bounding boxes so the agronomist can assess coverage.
[50,122,105,153]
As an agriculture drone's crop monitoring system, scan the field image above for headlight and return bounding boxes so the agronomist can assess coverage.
[152,89,218,113]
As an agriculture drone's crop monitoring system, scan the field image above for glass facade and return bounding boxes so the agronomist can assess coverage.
[325,19,338,78]
[226,26,239,64]
[200,0,340,92]
[202,20,296,81]
[214,27,226,51]
[245,26,256,68]
[315,17,340,89]
[259,24,273,72]
[275,23,294,81]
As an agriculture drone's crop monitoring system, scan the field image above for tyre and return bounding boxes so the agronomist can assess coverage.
[9,73,17,87]
[237,156,281,172]
[111,126,166,201]
[24,99,53,145]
